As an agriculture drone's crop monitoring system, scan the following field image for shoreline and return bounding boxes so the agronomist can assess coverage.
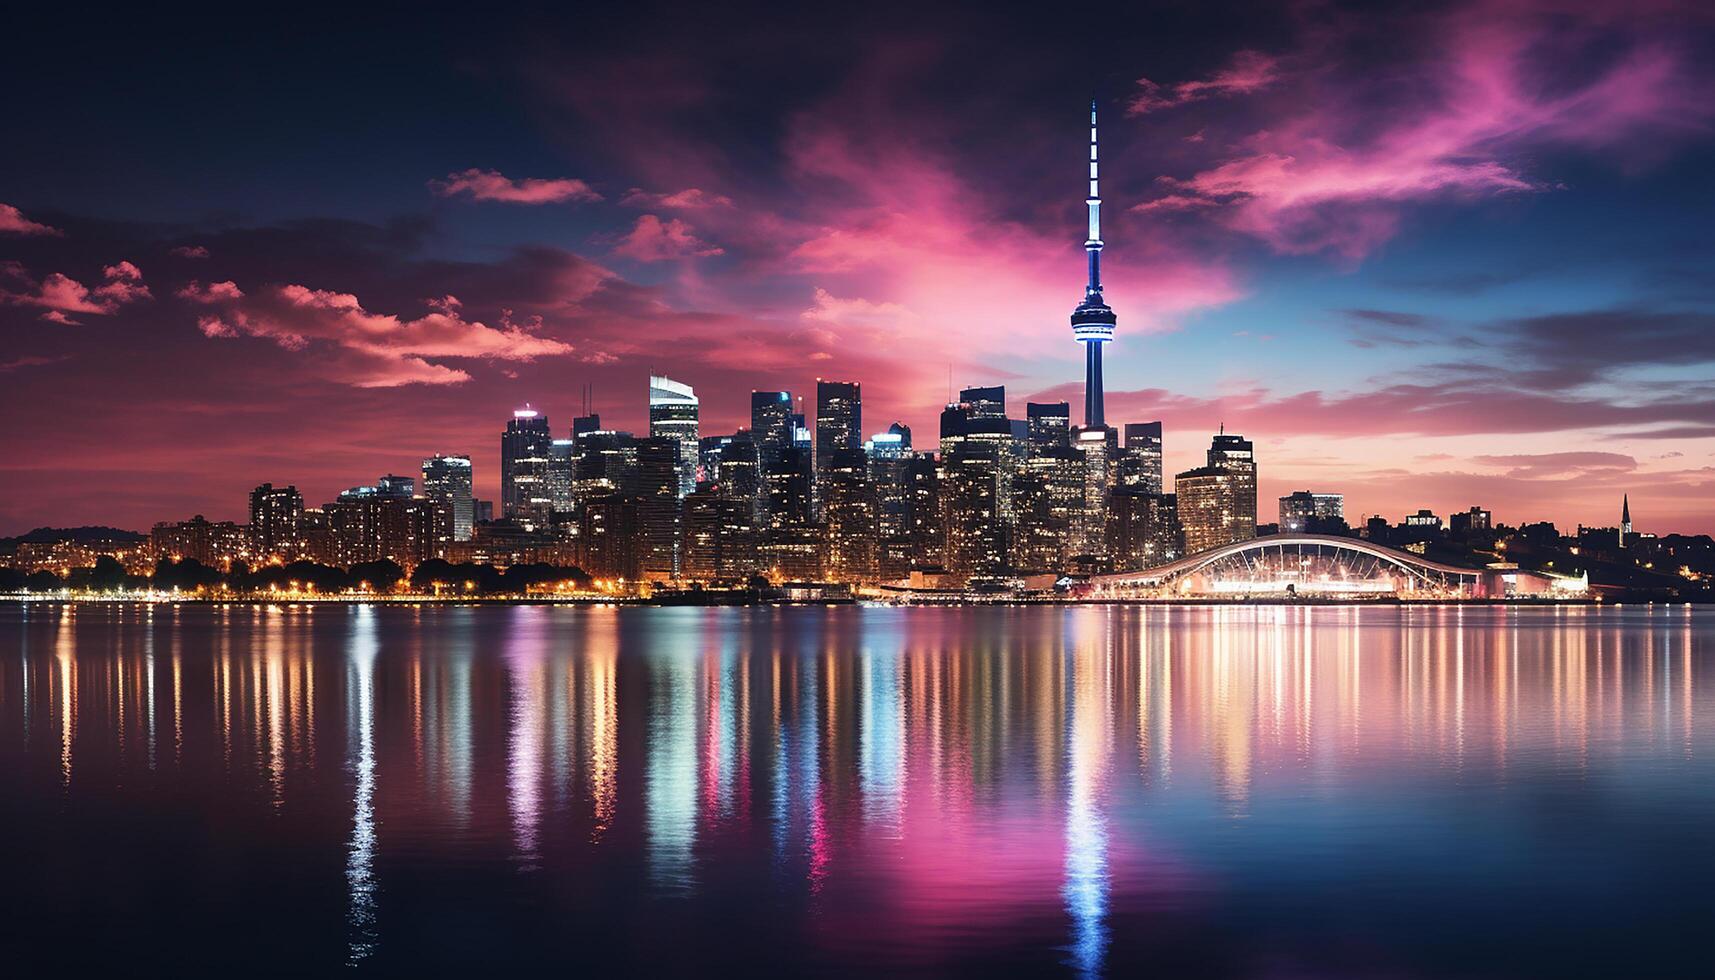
[3,593,1699,608]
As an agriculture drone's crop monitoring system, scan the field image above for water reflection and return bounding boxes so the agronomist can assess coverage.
[646,617,699,892]
[2,603,1713,976]
[345,606,379,964]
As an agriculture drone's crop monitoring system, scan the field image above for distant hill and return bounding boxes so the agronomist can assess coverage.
[2,526,147,547]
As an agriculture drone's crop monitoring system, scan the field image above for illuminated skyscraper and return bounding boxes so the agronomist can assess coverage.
[249,483,304,559]
[1119,421,1163,494]
[815,380,862,467]
[547,438,576,511]
[648,375,699,497]
[1071,100,1116,428]
[1027,401,1071,451]
[1072,427,1115,561]
[750,390,794,453]
[1206,430,1257,537]
[636,437,682,578]
[1107,488,1179,570]
[1175,430,1257,554]
[821,447,877,582]
[420,455,474,542]
[501,407,553,529]
[959,385,1006,420]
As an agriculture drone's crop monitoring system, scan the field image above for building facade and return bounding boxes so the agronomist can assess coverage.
[501,408,553,529]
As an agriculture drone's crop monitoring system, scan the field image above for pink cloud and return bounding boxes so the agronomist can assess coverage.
[170,245,210,259]
[40,310,81,325]
[2,262,150,317]
[621,187,734,209]
[0,203,62,237]
[1137,12,1713,257]
[1128,50,1281,115]
[195,283,577,387]
[176,280,245,303]
[429,167,601,204]
[93,261,151,304]
[612,214,725,260]
[775,114,1242,364]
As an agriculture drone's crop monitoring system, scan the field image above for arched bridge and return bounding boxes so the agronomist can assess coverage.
[1090,534,1485,598]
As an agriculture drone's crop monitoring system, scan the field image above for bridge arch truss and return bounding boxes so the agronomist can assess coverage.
[1090,534,1482,598]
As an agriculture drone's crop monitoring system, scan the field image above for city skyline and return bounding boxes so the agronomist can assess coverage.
[4,1,1715,536]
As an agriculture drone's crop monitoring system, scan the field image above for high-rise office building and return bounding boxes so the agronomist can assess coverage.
[635,437,682,577]
[1206,430,1257,536]
[501,407,553,529]
[867,423,915,575]
[865,422,912,460]
[1107,488,1179,570]
[1119,421,1163,494]
[375,474,415,498]
[762,446,814,529]
[959,385,1006,420]
[939,402,1010,578]
[750,391,794,454]
[573,428,635,502]
[648,375,699,497]
[577,493,640,581]
[815,380,862,468]
[1027,401,1071,451]
[1012,445,1082,571]
[249,483,304,559]
[821,447,877,582]
[1278,491,1343,533]
[548,438,576,512]
[681,484,757,582]
[572,413,602,445]
[421,455,474,542]
[713,432,762,520]
[1071,100,1116,428]
[1072,427,1115,561]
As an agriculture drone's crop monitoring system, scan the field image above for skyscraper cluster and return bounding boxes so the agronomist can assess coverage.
[135,102,1277,588]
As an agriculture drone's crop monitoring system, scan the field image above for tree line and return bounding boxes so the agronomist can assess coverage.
[0,557,595,595]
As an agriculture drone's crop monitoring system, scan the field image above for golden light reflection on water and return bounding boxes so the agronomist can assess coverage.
[4,602,1713,972]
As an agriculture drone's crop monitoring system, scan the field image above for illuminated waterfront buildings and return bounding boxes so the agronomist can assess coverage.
[636,437,682,577]
[1172,430,1257,555]
[821,447,877,582]
[249,483,303,559]
[1175,431,1257,556]
[151,514,248,569]
[1278,491,1343,533]
[648,376,700,498]
[1027,401,1071,451]
[421,456,474,542]
[501,408,554,529]
[815,380,862,506]
[1118,422,1163,494]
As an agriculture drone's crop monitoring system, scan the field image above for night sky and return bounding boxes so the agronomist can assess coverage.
[4,1,1713,535]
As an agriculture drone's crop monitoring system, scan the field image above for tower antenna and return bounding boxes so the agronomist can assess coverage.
[1070,97,1117,428]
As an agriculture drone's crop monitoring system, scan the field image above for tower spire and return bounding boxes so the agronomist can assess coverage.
[1071,98,1117,429]
[1086,97,1102,299]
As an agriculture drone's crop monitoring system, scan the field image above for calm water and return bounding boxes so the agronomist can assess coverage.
[2,602,1712,977]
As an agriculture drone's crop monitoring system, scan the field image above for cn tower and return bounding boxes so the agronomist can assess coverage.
[1070,99,1117,429]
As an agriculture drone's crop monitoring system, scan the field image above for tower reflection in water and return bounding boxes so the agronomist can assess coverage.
[1,603,1710,974]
